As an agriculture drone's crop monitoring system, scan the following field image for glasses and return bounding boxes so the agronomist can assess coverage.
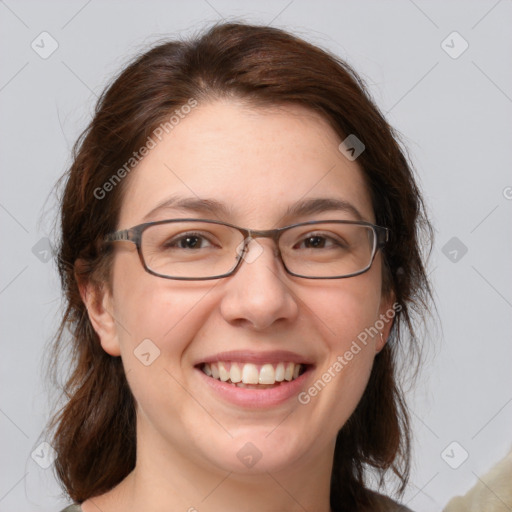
[104,218,389,280]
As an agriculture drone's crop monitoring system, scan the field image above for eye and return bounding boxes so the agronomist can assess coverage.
[294,232,348,250]
[163,231,218,250]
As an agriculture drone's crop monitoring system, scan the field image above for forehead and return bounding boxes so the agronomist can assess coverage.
[118,100,374,228]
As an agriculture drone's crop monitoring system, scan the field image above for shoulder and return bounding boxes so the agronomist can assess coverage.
[332,489,414,512]
[58,505,82,512]
[367,489,414,512]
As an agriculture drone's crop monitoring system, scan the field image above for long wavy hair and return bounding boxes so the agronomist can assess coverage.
[45,21,433,511]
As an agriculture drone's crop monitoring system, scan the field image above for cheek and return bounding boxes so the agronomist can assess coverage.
[306,268,383,348]
[110,252,207,362]
[299,270,383,419]
[312,284,379,389]
[109,262,213,426]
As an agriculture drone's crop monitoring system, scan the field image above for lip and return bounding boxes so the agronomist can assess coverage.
[194,349,314,366]
[195,364,314,409]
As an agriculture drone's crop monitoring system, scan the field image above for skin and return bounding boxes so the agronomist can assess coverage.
[81,100,394,512]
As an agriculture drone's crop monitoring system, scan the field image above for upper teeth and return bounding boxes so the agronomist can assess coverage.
[202,362,303,385]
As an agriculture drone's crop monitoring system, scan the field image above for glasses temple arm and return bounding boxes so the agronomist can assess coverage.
[105,229,137,243]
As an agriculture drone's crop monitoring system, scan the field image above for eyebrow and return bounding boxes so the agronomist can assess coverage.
[142,195,365,223]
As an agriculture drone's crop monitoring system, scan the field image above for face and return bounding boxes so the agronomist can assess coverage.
[87,100,394,479]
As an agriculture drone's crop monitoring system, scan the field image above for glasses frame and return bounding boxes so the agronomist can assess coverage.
[104,218,390,280]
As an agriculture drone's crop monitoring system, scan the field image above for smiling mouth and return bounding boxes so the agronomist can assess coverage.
[197,361,308,389]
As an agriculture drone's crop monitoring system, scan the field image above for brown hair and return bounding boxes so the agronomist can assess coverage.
[46,21,433,510]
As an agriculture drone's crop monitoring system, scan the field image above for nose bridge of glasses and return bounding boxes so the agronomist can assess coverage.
[233,228,282,265]
[246,227,281,241]
[244,228,282,252]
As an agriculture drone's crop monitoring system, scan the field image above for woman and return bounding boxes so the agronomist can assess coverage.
[47,21,432,512]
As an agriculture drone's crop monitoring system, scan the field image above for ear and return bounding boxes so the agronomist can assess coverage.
[375,291,398,354]
[75,261,121,357]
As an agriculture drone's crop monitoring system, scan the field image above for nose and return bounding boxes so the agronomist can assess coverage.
[219,237,299,331]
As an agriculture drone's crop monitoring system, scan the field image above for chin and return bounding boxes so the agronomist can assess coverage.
[199,428,307,475]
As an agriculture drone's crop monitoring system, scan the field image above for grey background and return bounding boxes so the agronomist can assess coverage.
[1,1,511,511]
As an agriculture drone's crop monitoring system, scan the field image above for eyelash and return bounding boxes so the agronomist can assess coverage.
[163,231,346,250]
